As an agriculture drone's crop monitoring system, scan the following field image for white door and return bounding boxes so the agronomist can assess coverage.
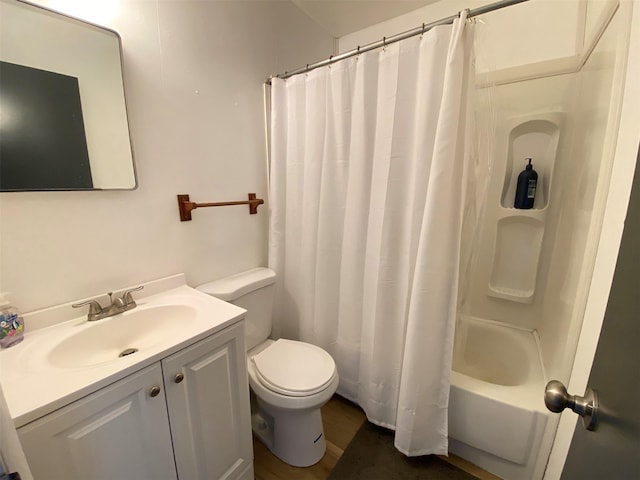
[558,148,640,478]
[162,322,253,480]
[18,363,177,480]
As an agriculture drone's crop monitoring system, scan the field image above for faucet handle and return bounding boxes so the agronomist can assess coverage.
[72,299,104,320]
[108,291,127,308]
[122,286,144,306]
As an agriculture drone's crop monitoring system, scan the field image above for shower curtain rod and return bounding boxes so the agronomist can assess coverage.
[267,0,530,83]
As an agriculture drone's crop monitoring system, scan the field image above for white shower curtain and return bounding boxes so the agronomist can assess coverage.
[269,13,474,455]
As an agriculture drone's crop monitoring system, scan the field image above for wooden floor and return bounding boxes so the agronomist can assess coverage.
[253,395,502,480]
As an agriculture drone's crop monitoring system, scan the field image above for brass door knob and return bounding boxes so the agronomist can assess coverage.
[149,385,161,397]
[174,373,184,383]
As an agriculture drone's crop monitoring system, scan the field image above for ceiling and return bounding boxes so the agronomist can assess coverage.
[291,0,440,38]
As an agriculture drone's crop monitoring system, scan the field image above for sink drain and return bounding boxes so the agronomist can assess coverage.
[119,348,139,358]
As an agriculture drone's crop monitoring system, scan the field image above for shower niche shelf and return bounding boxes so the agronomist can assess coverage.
[488,213,544,303]
[488,112,562,303]
[500,113,562,210]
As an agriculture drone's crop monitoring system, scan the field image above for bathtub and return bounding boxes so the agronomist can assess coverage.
[448,316,552,480]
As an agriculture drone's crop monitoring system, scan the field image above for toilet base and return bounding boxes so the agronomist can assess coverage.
[253,399,327,467]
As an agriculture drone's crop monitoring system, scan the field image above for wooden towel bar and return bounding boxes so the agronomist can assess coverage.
[177,193,264,221]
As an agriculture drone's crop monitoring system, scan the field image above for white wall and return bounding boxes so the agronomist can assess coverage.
[0,0,333,315]
[339,0,583,74]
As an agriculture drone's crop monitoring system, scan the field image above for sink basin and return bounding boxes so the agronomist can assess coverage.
[47,305,197,368]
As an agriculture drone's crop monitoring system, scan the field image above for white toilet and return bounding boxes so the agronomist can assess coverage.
[197,268,339,467]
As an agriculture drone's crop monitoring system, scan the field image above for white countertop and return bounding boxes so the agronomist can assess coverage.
[0,276,245,428]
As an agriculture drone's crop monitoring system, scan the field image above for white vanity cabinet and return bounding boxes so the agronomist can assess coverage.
[162,321,253,479]
[18,363,178,479]
[17,321,253,480]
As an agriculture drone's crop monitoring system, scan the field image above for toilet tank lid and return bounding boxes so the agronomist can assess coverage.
[197,267,276,301]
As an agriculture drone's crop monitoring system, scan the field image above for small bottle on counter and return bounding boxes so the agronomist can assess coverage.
[0,293,24,348]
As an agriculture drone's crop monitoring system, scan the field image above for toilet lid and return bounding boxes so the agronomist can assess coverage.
[251,339,336,397]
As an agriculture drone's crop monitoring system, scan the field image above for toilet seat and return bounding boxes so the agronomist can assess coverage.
[251,339,336,397]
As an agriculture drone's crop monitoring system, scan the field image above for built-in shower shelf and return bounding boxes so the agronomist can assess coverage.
[487,213,543,304]
[487,286,534,303]
[500,112,562,210]
[487,111,562,304]
[499,207,547,217]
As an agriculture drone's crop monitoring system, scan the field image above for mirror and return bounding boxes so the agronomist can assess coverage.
[0,0,136,191]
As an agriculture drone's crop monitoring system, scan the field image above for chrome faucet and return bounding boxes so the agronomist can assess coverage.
[73,286,144,321]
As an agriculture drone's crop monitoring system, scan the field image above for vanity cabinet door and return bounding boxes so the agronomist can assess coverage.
[18,363,177,480]
[162,321,253,480]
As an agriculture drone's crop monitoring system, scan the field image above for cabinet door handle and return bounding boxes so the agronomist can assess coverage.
[174,373,184,383]
[149,385,161,397]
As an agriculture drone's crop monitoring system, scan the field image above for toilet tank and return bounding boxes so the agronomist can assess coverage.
[197,268,276,351]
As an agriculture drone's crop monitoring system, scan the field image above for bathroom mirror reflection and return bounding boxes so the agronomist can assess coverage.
[0,0,136,191]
